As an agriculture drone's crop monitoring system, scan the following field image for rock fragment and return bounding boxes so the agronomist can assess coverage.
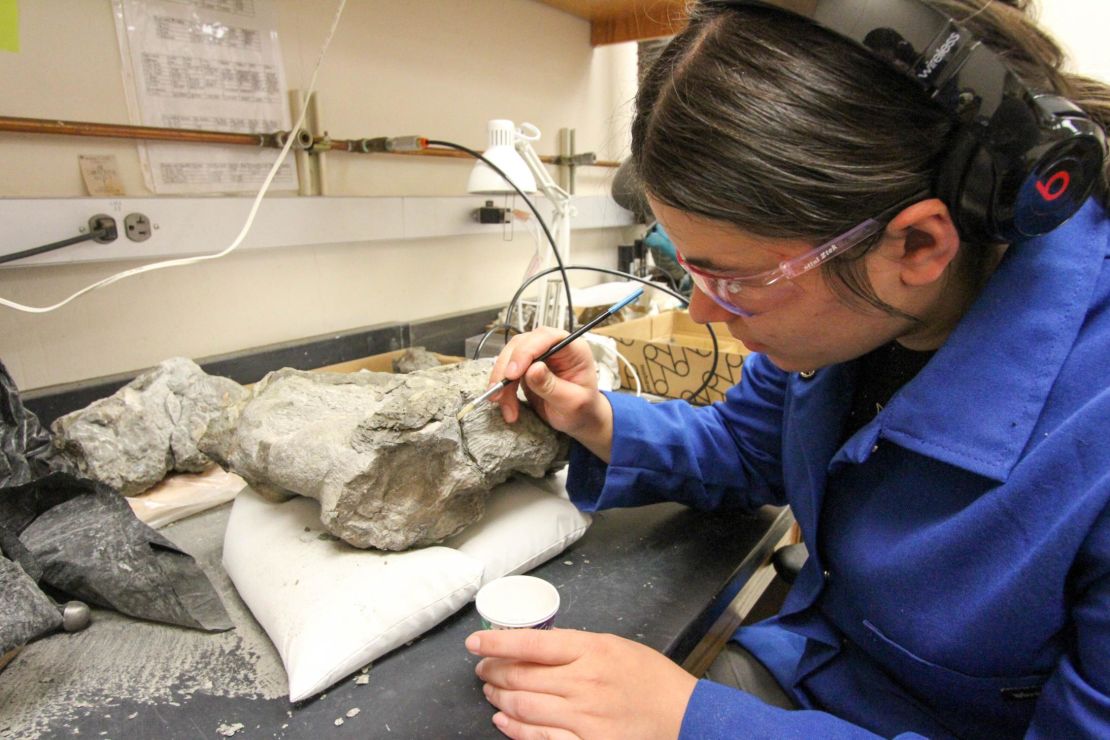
[51,358,246,495]
[391,347,442,374]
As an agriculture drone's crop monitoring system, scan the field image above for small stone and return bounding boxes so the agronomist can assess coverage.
[346,708,360,718]
[127,713,138,720]
[216,723,244,737]
[334,718,344,726]
[355,675,370,685]
[563,561,573,565]
[392,347,442,374]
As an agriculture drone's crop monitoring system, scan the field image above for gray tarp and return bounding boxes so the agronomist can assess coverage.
[0,361,231,656]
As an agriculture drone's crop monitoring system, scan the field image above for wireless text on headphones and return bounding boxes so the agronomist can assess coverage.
[717,0,1108,242]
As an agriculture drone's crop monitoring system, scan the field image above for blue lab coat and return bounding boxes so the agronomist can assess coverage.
[566,200,1110,738]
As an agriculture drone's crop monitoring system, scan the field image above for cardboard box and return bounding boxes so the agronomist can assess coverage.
[312,349,462,374]
[591,310,750,404]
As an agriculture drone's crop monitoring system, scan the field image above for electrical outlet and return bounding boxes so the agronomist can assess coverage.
[124,212,152,242]
[474,200,511,224]
[88,214,118,243]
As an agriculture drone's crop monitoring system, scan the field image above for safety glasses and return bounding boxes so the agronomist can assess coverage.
[676,215,889,317]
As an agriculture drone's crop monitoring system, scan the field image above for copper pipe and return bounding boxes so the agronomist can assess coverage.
[0,115,273,147]
[0,115,619,167]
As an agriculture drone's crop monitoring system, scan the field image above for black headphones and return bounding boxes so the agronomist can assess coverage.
[716,0,1107,242]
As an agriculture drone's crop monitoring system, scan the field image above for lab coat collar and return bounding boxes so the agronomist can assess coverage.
[872,199,1107,482]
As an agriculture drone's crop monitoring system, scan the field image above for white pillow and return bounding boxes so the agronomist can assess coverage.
[445,474,591,585]
[223,473,590,702]
[223,489,484,702]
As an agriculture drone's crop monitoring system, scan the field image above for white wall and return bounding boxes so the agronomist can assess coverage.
[0,0,641,390]
[1037,0,1110,83]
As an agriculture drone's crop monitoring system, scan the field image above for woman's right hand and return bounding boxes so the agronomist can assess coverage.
[488,327,614,462]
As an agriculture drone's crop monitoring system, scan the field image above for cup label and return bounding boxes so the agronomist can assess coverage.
[481,615,556,631]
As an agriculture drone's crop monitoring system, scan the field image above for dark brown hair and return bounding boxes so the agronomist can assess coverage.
[631,0,1110,315]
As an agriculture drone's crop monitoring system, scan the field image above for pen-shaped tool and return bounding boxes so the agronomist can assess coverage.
[456,287,645,421]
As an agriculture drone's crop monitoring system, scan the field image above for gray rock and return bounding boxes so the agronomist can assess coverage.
[51,358,248,495]
[0,555,63,655]
[200,360,566,551]
[391,347,442,374]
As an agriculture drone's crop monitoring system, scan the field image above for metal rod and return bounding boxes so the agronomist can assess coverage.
[289,91,314,195]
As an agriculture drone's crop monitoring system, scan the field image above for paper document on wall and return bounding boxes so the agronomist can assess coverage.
[113,0,297,194]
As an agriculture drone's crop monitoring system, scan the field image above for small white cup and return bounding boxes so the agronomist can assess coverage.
[475,575,560,630]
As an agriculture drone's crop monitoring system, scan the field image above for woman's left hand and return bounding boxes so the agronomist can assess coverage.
[467,627,698,739]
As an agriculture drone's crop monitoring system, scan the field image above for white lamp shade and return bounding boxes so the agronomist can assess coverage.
[467,119,537,194]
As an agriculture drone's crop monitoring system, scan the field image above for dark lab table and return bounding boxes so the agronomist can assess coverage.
[0,499,791,739]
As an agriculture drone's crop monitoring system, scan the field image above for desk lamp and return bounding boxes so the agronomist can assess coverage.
[468,120,573,330]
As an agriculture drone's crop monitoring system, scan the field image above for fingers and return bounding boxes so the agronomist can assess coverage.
[483,684,579,738]
[490,711,581,740]
[466,628,587,665]
[476,657,567,696]
[488,328,570,423]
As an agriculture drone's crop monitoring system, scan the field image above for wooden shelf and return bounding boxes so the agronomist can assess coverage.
[535,0,688,45]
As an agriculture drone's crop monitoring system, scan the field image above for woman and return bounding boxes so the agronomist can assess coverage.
[466,1,1110,737]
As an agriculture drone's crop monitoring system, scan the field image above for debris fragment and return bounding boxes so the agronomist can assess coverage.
[354,675,370,685]
[216,722,244,736]
[346,708,360,718]
[334,718,344,726]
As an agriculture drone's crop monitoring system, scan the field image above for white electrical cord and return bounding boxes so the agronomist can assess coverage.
[582,332,642,397]
[0,0,349,314]
[613,346,643,397]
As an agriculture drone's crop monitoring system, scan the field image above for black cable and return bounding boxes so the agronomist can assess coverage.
[473,264,721,406]
[0,228,111,266]
[471,322,523,360]
[425,139,576,331]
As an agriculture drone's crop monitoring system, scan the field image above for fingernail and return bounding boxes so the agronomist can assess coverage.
[492,712,508,729]
[465,634,481,653]
[506,361,519,377]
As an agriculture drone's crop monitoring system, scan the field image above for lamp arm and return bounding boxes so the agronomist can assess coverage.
[516,138,571,211]
[515,131,574,330]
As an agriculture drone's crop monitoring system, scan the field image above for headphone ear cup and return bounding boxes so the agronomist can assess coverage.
[935,123,995,242]
[936,98,1107,243]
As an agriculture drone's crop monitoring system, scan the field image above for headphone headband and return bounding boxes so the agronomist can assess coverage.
[710,0,1107,241]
